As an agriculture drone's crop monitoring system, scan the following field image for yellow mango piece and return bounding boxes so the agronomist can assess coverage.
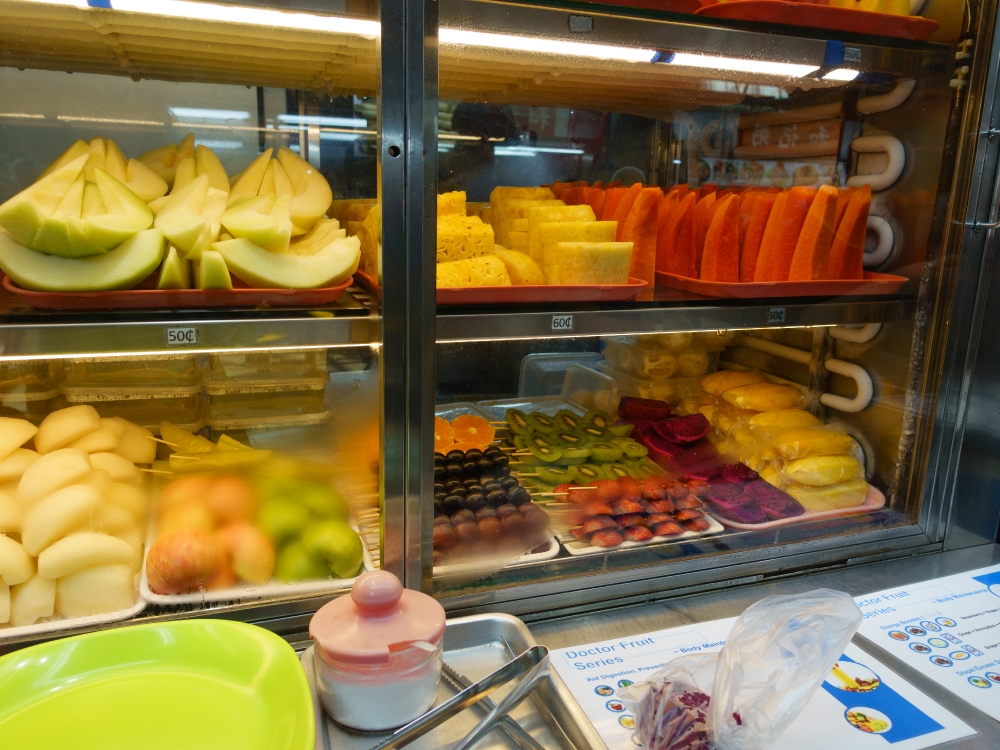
[701,370,769,396]
[783,454,864,486]
[721,382,805,411]
[772,427,856,460]
[785,478,870,511]
[748,408,821,433]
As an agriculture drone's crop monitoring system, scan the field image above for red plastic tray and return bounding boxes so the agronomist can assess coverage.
[655,270,907,298]
[437,277,648,305]
[696,1,939,41]
[353,268,381,299]
[3,275,353,311]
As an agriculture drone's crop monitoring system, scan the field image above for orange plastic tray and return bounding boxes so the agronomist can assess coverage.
[3,275,352,310]
[655,270,907,298]
[354,269,648,305]
[696,1,939,41]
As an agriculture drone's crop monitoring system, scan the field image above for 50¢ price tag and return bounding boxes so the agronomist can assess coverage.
[165,326,199,346]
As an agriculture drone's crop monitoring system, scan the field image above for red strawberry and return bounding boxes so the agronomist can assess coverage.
[554,483,572,495]
[666,481,690,498]
[685,479,711,497]
[582,501,614,517]
[674,494,703,510]
[589,529,624,547]
[569,526,588,541]
[683,516,711,532]
[645,513,672,525]
[623,525,654,542]
[582,516,620,534]
[567,486,597,504]
[652,521,684,537]
[617,478,642,501]
[674,508,704,522]
[593,479,622,501]
[611,498,645,515]
[614,513,647,527]
[648,498,675,514]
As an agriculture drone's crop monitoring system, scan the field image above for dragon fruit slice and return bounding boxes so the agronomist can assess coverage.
[618,396,672,421]
[746,481,806,519]
[708,496,766,524]
[721,463,759,485]
[653,414,710,445]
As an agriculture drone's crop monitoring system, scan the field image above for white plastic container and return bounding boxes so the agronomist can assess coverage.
[309,570,446,731]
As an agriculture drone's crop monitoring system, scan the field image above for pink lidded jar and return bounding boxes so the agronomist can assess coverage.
[309,570,446,731]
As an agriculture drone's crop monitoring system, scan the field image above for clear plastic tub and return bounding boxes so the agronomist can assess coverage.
[0,389,61,424]
[560,364,620,414]
[205,377,329,429]
[59,385,205,432]
[62,355,202,389]
[0,360,62,394]
[602,336,718,380]
[206,350,327,383]
[596,361,701,406]
[518,352,603,398]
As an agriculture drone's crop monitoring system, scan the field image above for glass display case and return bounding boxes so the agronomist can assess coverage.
[0,0,999,647]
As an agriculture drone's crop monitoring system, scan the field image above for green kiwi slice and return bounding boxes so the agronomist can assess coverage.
[605,463,630,480]
[583,409,614,429]
[608,423,634,438]
[555,410,582,431]
[506,409,530,435]
[553,430,586,447]
[525,430,556,449]
[571,463,606,482]
[538,466,572,485]
[557,446,592,466]
[589,442,624,463]
[620,441,649,459]
[513,435,526,449]
[577,423,612,442]
[528,412,559,434]
[528,444,563,463]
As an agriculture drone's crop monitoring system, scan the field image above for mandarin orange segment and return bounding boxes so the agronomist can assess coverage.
[434,416,455,453]
[451,414,495,446]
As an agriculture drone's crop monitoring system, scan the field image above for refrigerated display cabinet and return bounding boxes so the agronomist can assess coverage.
[0,0,999,647]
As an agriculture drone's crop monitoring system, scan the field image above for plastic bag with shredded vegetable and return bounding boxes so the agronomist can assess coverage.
[619,589,862,750]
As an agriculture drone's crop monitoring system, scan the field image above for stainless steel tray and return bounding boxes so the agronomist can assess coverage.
[301,613,606,750]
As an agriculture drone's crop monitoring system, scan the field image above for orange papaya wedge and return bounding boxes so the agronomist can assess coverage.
[788,184,839,281]
[826,185,872,280]
[740,192,777,283]
[700,194,740,282]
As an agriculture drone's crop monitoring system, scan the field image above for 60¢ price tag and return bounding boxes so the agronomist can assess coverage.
[551,315,574,332]
[165,326,199,346]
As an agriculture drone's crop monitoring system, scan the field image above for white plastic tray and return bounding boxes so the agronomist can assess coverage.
[433,534,560,577]
[475,396,586,421]
[434,402,494,422]
[705,485,886,530]
[557,513,725,556]
[0,584,146,642]
[140,524,374,605]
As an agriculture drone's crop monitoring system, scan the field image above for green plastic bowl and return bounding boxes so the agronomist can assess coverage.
[0,619,314,750]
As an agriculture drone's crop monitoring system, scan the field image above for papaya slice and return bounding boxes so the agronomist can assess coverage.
[826,185,871,280]
[700,194,740,282]
[761,187,817,282]
[611,183,644,240]
[752,192,788,282]
[658,191,697,277]
[740,192,776,282]
[700,182,718,198]
[693,191,716,276]
[622,187,662,287]
[788,184,839,281]
[654,190,681,272]
[601,187,627,221]
[833,187,856,232]
[738,189,759,251]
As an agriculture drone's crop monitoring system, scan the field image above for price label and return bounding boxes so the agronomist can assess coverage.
[766,308,786,325]
[165,326,199,346]
[844,46,862,63]
[551,315,574,332]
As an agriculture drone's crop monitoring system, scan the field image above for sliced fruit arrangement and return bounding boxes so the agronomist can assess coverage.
[693,463,806,525]
[0,407,156,628]
[145,423,364,595]
[561,475,716,549]
[432,446,550,566]
[434,414,495,454]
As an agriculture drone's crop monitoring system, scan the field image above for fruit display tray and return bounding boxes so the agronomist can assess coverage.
[706,485,886,530]
[475,396,586,421]
[433,535,561,577]
[0,591,145,643]
[435,402,494,422]
[655,270,907,299]
[139,522,374,606]
[302,613,606,750]
[557,513,725,556]
[696,1,940,40]
[3,275,353,310]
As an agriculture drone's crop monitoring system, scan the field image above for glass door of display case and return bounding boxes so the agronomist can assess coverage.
[0,0,411,643]
[419,0,998,615]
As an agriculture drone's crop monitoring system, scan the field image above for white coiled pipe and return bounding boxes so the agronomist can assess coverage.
[829,323,882,343]
[857,80,916,115]
[821,359,874,413]
[848,135,906,191]
[864,215,895,266]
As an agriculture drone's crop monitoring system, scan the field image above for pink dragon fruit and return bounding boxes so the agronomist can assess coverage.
[618,397,672,421]
[653,414,710,445]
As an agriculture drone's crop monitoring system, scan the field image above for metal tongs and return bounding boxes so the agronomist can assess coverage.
[369,645,550,750]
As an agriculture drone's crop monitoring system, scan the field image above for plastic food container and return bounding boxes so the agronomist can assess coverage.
[518,352,603,398]
[59,385,205,432]
[560,364,620,414]
[596,361,701,406]
[0,389,61,424]
[602,335,718,380]
[206,350,327,382]
[205,376,329,430]
[0,359,61,394]
[62,355,202,389]
[309,570,446,731]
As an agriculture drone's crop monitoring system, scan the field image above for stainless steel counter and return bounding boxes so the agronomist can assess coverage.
[528,544,1000,750]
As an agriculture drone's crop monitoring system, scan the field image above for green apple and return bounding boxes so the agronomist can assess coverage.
[275,541,328,582]
[256,497,310,545]
[299,483,349,521]
[0,154,88,247]
[0,227,164,292]
[195,249,233,289]
[157,246,190,290]
[214,234,359,289]
[301,520,363,579]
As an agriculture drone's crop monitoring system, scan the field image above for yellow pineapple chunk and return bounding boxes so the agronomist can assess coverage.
[542,241,632,285]
[511,219,528,232]
[490,192,560,245]
[437,191,467,217]
[527,205,596,262]
[436,256,511,288]
[436,216,494,263]
[507,231,528,252]
[495,247,544,285]
[538,221,617,268]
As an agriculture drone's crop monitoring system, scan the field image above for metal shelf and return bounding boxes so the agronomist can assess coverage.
[435,291,914,342]
[0,290,378,358]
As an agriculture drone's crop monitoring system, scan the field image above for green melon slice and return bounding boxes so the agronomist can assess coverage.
[213,235,359,289]
[0,228,164,292]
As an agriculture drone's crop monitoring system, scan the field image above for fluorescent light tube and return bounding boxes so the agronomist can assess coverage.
[823,68,860,81]
[439,28,655,63]
[494,146,585,156]
[170,107,250,120]
[277,114,368,128]
[655,51,819,78]
[194,139,243,149]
